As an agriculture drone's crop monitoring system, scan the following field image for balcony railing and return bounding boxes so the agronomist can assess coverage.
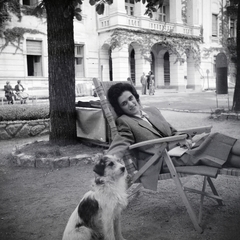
[98,14,201,37]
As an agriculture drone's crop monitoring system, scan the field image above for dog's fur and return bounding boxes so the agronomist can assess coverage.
[62,155,128,240]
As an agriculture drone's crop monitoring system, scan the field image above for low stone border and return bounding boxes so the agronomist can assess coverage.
[0,119,49,140]
[11,140,103,169]
[217,112,240,120]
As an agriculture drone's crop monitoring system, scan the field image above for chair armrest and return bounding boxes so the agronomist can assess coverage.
[176,125,212,137]
[129,134,187,150]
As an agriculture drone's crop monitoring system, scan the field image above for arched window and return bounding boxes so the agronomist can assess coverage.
[164,52,170,86]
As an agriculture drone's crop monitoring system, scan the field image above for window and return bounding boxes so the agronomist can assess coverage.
[23,0,38,6]
[212,14,218,37]
[26,40,42,76]
[230,19,236,38]
[125,0,134,16]
[75,45,84,77]
[156,6,166,22]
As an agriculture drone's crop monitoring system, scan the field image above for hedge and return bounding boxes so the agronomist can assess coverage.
[0,104,49,121]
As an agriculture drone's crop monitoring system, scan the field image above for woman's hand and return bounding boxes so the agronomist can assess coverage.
[179,139,193,149]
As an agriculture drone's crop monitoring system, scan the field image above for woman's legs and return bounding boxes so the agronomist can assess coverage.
[231,139,240,155]
[227,154,240,168]
[228,139,240,168]
[6,95,14,104]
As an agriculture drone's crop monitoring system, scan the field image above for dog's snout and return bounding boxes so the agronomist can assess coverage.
[121,167,125,173]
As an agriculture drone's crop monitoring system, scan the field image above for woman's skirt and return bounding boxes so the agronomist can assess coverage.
[179,132,237,168]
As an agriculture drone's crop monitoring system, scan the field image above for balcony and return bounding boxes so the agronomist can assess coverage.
[98,14,201,38]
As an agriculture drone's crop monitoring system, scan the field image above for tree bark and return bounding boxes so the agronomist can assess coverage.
[44,0,77,144]
[233,3,240,111]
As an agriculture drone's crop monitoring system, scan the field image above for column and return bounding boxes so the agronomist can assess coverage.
[169,54,185,91]
[169,0,182,24]
[187,55,202,91]
[99,48,110,81]
[135,47,151,87]
[154,56,164,88]
[201,0,212,44]
[109,0,125,14]
[134,1,147,17]
[112,45,129,82]
[187,0,200,26]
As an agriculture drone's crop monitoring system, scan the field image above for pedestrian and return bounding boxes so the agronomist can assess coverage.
[4,81,15,104]
[127,77,134,85]
[146,73,150,90]
[148,71,155,95]
[140,72,147,95]
[15,80,29,104]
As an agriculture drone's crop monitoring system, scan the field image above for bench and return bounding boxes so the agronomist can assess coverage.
[0,89,39,105]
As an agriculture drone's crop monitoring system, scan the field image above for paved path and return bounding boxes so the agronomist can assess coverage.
[77,88,234,113]
[27,87,234,113]
[140,88,234,113]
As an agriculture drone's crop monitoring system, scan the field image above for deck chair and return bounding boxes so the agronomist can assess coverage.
[93,78,240,233]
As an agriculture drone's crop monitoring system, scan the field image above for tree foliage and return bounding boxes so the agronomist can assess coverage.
[108,28,201,66]
[0,0,21,34]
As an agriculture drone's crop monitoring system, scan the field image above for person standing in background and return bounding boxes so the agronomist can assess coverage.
[146,72,150,90]
[127,77,134,85]
[148,71,155,95]
[140,72,147,95]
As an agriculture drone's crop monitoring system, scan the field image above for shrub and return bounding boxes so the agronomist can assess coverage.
[0,104,49,121]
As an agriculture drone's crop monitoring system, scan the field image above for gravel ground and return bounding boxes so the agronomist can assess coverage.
[0,110,240,240]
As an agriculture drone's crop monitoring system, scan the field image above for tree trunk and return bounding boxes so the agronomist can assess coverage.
[233,4,240,111]
[44,0,77,144]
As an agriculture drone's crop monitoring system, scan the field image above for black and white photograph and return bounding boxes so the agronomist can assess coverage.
[0,0,240,239]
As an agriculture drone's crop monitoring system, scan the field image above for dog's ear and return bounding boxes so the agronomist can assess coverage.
[93,158,106,176]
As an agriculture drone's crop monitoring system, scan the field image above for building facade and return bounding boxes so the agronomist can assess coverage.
[0,0,236,95]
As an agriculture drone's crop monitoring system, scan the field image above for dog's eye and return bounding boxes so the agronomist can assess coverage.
[108,162,114,167]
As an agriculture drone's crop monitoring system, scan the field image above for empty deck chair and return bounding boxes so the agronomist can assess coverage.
[93,78,240,233]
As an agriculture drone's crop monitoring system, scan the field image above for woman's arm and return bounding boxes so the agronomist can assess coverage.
[106,118,135,158]
[153,107,192,148]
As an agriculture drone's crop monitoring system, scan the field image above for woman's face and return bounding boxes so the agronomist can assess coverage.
[118,91,140,116]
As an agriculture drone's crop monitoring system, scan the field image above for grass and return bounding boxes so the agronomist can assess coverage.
[16,140,105,159]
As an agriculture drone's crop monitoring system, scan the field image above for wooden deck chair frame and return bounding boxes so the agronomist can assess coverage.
[93,78,240,233]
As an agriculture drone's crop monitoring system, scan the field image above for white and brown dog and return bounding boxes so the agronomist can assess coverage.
[62,155,128,240]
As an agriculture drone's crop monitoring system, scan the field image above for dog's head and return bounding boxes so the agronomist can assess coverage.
[93,155,126,183]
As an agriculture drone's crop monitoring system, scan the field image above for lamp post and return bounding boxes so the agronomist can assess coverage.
[206,69,210,90]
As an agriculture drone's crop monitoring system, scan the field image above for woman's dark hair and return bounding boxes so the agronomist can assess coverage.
[107,82,140,117]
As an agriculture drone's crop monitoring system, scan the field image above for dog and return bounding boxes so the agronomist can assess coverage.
[62,155,128,240]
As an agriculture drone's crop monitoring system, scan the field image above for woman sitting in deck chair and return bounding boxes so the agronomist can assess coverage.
[105,82,240,190]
